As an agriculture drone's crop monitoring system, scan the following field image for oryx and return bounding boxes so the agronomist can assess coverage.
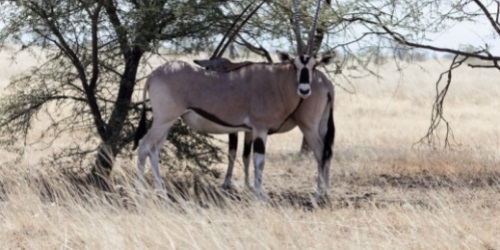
[134,0,335,199]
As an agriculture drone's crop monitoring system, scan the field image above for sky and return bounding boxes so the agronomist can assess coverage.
[429,19,500,55]
[1,2,500,56]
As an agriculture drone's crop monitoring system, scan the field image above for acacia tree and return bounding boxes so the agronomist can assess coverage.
[0,0,243,187]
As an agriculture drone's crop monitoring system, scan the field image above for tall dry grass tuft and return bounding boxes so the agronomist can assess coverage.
[1,51,499,248]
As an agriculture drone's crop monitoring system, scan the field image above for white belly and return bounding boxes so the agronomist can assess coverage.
[181,110,251,134]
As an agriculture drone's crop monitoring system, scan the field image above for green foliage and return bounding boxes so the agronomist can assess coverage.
[0,0,231,173]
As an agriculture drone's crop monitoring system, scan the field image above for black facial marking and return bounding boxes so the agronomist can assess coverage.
[228,133,238,151]
[299,55,310,65]
[253,137,265,154]
[299,68,310,83]
[189,107,251,129]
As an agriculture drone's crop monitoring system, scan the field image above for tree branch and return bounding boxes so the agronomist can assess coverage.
[472,0,500,37]
[417,54,468,148]
[26,0,107,139]
[103,0,130,58]
[234,34,273,63]
[344,15,500,61]
[90,0,104,90]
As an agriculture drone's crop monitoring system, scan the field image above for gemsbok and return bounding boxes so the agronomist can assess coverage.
[134,0,335,200]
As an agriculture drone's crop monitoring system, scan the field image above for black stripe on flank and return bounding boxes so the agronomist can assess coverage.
[189,107,251,129]
[228,133,238,151]
[253,138,265,154]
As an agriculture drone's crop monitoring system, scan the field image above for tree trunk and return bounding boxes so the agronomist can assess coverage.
[90,48,143,188]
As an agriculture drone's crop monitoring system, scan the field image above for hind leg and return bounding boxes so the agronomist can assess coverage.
[299,125,329,199]
[136,121,174,196]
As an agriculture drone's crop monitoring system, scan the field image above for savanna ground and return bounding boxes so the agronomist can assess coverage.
[0,47,499,249]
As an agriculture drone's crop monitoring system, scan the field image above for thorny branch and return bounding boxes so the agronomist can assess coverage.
[416,54,469,148]
[234,34,273,62]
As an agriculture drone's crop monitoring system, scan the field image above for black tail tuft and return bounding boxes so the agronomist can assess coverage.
[322,106,335,164]
[133,107,147,150]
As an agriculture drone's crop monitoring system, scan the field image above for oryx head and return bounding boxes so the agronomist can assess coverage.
[278,51,334,98]
[282,0,334,98]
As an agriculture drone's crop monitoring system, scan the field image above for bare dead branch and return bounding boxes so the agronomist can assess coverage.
[416,54,468,148]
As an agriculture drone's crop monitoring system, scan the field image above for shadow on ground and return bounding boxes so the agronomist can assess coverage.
[1,171,499,211]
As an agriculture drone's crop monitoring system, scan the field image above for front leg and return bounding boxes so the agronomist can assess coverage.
[242,131,253,190]
[222,133,238,190]
[252,131,268,200]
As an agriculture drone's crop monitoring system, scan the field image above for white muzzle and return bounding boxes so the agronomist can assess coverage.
[297,83,311,98]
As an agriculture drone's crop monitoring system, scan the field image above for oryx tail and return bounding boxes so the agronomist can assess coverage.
[133,81,150,150]
[323,96,334,165]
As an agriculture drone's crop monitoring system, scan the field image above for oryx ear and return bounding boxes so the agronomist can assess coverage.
[316,54,335,67]
[277,51,293,63]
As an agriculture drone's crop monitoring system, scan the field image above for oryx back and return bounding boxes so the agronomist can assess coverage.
[146,61,300,134]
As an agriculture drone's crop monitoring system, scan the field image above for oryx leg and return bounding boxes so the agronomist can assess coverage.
[222,133,238,190]
[222,132,253,190]
[317,106,335,198]
[299,113,334,199]
[300,127,326,197]
[252,131,268,200]
[136,121,174,196]
[242,131,253,190]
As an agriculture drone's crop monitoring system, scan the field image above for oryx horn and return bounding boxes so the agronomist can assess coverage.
[292,0,304,55]
[307,0,323,56]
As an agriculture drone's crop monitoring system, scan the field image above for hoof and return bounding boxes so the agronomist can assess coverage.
[221,182,233,190]
[155,189,169,200]
[315,193,331,207]
[254,191,266,201]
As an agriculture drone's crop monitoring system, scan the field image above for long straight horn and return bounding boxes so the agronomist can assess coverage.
[217,0,266,58]
[307,0,323,56]
[292,0,304,55]
[211,2,255,59]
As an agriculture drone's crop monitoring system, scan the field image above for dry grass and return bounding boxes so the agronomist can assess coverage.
[1,48,500,249]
